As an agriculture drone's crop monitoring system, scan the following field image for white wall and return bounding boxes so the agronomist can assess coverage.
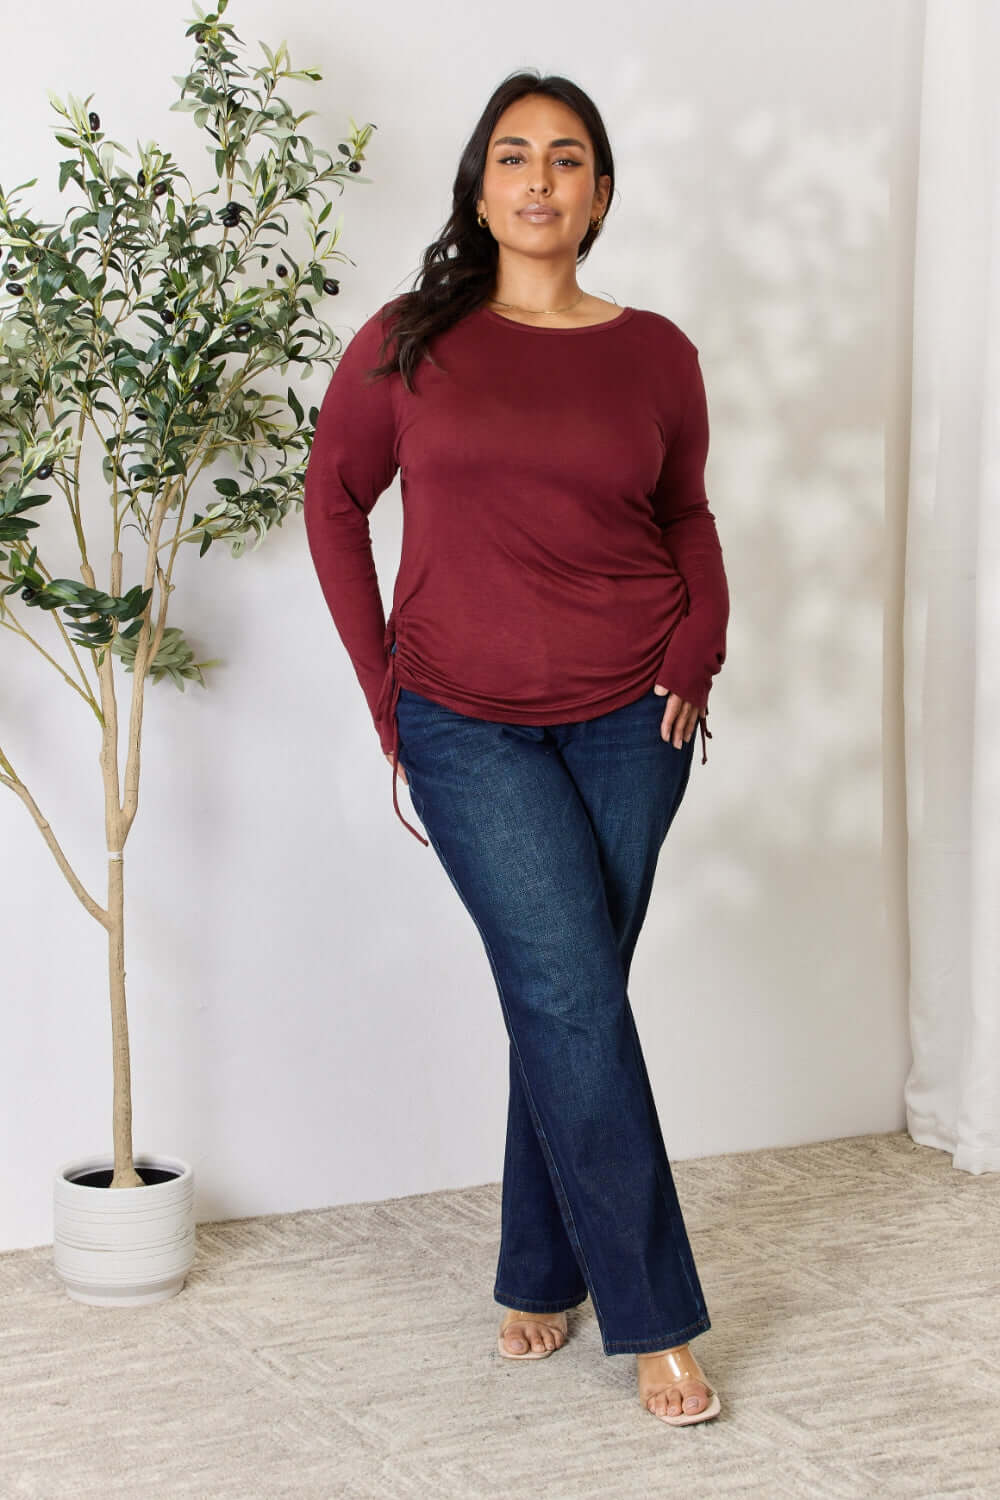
[0,0,916,1249]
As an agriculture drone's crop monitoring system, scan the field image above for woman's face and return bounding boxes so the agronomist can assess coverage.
[476,94,611,257]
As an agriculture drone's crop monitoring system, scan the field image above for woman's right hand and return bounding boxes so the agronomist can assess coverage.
[385,751,409,786]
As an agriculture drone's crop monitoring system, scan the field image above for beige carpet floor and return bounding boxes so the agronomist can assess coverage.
[1,1130,998,1499]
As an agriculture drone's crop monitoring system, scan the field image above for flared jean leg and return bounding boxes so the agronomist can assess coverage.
[394,684,710,1355]
[493,687,700,1322]
[495,1042,590,1311]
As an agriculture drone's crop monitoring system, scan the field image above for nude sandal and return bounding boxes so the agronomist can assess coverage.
[497,1307,569,1360]
[637,1343,722,1425]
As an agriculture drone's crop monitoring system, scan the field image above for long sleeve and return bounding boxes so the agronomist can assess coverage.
[303,307,400,752]
[651,349,730,712]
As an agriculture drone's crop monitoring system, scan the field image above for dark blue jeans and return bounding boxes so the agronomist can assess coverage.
[394,680,710,1356]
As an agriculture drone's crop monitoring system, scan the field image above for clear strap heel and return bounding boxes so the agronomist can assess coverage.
[497,1306,569,1360]
[637,1343,722,1425]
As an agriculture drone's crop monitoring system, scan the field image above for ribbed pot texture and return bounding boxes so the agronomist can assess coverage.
[53,1154,196,1306]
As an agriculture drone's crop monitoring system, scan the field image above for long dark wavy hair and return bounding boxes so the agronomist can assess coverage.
[365,70,616,393]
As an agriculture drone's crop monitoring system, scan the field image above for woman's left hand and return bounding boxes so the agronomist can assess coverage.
[653,685,705,748]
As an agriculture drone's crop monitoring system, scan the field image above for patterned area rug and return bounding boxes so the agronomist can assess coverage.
[1,1131,998,1498]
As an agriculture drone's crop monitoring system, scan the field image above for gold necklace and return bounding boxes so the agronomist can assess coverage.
[489,289,587,315]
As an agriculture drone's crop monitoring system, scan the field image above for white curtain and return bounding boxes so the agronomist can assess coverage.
[903,0,1000,1173]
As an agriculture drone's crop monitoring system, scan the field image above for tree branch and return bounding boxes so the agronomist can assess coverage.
[0,748,109,928]
[0,610,103,722]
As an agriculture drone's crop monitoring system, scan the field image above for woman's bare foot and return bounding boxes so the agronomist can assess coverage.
[636,1343,714,1418]
[498,1306,569,1355]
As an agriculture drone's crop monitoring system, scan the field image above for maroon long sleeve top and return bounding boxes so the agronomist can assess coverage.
[303,297,729,845]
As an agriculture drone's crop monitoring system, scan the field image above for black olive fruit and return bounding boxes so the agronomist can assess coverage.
[153,181,168,198]
[162,310,175,325]
[276,265,288,277]
[348,161,361,173]
[89,112,100,132]
[137,170,146,188]
[234,322,251,336]
[20,587,38,602]
[6,282,24,296]
[37,465,53,479]
[322,278,340,295]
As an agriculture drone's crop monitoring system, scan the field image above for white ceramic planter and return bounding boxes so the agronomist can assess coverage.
[53,1153,196,1306]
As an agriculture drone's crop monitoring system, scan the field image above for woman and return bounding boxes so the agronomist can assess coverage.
[303,69,729,1428]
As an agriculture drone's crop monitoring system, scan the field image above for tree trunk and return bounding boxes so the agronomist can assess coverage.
[91,549,145,1192]
[107,845,143,1189]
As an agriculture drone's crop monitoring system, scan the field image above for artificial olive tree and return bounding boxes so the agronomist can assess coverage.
[0,0,376,1187]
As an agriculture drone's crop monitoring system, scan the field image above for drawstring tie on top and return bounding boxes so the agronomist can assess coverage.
[381,626,429,846]
[698,711,711,764]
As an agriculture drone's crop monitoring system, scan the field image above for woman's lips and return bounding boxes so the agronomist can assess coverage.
[520,208,557,222]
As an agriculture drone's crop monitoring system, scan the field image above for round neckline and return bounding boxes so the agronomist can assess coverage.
[480,304,633,334]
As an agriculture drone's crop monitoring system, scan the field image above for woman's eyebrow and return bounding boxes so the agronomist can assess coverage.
[492,135,588,150]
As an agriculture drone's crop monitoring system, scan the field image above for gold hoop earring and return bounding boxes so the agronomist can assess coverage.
[477,210,489,229]
[591,216,603,231]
